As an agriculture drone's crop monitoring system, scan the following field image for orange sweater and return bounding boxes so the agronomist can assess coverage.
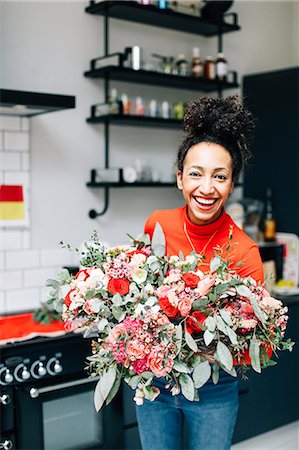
[144,206,264,283]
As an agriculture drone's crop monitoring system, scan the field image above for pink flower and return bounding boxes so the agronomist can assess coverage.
[148,349,173,378]
[127,340,147,359]
[178,297,192,317]
[156,285,171,298]
[240,301,254,315]
[132,357,148,375]
[197,274,215,296]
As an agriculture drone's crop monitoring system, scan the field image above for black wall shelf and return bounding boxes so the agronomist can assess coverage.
[84,66,239,92]
[87,181,176,188]
[87,114,182,129]
[85,1,240,36]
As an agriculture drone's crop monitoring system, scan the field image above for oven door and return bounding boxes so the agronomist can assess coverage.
[15,376,123,450]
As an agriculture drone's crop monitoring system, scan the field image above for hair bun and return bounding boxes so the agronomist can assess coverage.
[183,95,255,142]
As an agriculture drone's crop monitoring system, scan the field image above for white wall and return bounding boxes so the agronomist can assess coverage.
[1,0,298,313]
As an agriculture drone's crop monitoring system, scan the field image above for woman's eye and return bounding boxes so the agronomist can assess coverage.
[189,172,201,177]
[215,174,227,181]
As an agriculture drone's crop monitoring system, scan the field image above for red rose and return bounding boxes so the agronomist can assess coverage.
[108,278,130,295]
[158,297,180,319]
[233,345,273,366]
[186,311,207,334]
[64,288,76,307]
[182,273,200,288]
[75,269,90,281]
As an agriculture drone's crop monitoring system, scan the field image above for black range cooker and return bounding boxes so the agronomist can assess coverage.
[0,332,139,450]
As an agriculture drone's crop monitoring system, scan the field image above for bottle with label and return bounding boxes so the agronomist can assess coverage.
[204,56,215,80]
[109,88,120,114]
[121,94,131,115]
[135,96,145,116]
[264,188,276,242]
[216,52,228,82]
[176,53,189,76]
[192,47,203,78]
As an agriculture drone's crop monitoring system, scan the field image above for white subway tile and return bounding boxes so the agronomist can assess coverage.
[1,230,23,250]
[41,248,74,267]
[6,250,39,270]
[0,151,21,170]
[0,116,21,131]
[21,152,30,170]
[4,131,29,151]
[1,270,23,290]
[22,230,31,249]
[4,171,30,186]
[24,267,57,288]
[0,290,7,314]
[21,118,30,131]
[6,288,40,313]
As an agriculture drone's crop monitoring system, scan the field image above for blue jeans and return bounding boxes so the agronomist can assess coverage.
[136,371,239,450]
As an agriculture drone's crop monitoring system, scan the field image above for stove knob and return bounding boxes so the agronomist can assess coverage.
[0,394,11,405]
[4,370,13,384]
[29,388,39,399]
[21,367,30,380]
[0,439,13,450]
[37,363,47,377]
[54,360,63,374]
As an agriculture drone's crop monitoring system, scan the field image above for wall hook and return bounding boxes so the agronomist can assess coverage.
[88,187,109,218]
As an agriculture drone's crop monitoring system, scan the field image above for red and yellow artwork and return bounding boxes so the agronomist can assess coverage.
[0,185,27,224]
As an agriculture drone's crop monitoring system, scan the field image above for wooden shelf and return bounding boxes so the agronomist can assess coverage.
[87,114,182,128]
[85,1,240,37]
[84,66,238,92]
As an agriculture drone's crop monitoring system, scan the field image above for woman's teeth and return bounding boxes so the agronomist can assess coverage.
[194,197,216,205]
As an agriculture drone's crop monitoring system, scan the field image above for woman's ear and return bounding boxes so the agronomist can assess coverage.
[177,171,183,190]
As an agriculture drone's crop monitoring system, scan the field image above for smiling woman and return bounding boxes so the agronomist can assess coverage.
[137,95,264,450]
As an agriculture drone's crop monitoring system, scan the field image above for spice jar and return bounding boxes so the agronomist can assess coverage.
[192,47,203,78]
[216,52,228,82]
[204,57,215,80]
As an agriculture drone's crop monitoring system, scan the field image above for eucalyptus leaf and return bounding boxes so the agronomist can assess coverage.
[173,361,190,374]
[152,222,166,257]
[216,341,233,371]
[192,298,209,310]
[112,306,126,322]
[105,374,122,406]
[249,338,261,373]
[219,309,233,326]
[210,256,221,272]
[179,374,195,401]
[126,375,140,389]
[112,293,123,307]
[226,327,238,345]
[185,331,198,352]
[205,316,216,332]
[175,324,183,354]
[216,315,228,335]
[204,330,215,346]
[250,297,267,328]
[141,371,154,380]
[221,365,237,377]
[212,363,219,385]
[94,367,117,412]
[45,278,60,289]
[236,285,253,299]
[193,361,211,388]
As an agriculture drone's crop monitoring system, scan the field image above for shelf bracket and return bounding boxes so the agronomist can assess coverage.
[88,186,110,218]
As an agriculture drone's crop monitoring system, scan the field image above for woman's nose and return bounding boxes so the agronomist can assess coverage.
[198,177,215,195]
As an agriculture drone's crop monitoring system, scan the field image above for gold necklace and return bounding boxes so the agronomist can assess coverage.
[183,221,218,257]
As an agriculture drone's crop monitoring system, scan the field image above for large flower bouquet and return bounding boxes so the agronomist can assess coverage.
[45,226,293,411]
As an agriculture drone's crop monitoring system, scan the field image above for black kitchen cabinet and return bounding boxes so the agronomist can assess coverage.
[243,67,299,235]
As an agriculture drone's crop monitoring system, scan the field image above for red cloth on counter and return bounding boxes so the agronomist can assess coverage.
[0,312,67,345]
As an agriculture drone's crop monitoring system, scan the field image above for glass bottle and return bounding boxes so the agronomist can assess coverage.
[264,188,276,242]
[204,56,215,80]
[176,53,189,76]
[216,52,228,82]
[192,47,203,78]
[109,88,120,114]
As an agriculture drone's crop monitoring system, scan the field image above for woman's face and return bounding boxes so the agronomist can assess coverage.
[177,142,234,226]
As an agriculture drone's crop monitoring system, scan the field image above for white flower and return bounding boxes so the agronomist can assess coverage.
[89,298,104,313]
[97,318,108,332]
[145,296,158,307]
[169,255,179,264]
[144,283,155,295]
[131,268,147,284]
[185,255,195,265]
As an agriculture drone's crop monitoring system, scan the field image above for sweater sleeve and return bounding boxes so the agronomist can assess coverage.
[237,243,264,283]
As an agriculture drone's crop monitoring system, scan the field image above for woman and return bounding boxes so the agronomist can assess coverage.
[136,96,264,450]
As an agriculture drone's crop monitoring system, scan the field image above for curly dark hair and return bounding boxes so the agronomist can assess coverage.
[176,95,255,183]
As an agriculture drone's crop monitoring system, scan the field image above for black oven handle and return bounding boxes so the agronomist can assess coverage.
[29,376,100,398]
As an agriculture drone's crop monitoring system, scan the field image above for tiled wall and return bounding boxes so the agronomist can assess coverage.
[0,116,75,314]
